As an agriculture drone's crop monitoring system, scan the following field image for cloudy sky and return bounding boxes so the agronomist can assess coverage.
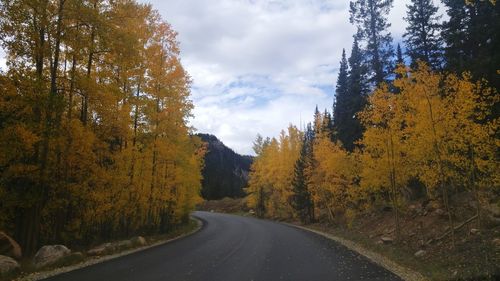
[142,0,436,155]
[0,1,445,155]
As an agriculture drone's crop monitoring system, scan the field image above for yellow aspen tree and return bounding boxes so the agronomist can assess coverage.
[440,75,498,228]
[0,0,71,252]
[247,136,272,217]
[397,63,499,243]
[263,138,281,218]
[402,65,459,246]
[247,126,302,218]
[277,126,303,218]
[1,0,203,248]
[360,84,414,241]
[313,134,359,223]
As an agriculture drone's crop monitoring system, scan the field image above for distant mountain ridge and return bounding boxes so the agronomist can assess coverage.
[197,133,253,200]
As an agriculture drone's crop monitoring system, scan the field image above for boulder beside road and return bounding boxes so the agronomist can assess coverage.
[33,245,71,269]
[131,236,147,246]
[0,255,20,276]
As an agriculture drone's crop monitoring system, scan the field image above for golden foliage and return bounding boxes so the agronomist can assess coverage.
[0,0,203,251]
[312,132,360,222]
[246,126,303,218]
[248,63,498,236]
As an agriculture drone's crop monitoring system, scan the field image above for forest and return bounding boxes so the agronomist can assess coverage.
[247,0,499,253]
[0,0,498,279]
[0,0,204,255]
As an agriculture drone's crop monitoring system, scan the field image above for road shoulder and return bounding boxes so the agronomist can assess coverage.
[283,222,428,281]
[13,217,203,281]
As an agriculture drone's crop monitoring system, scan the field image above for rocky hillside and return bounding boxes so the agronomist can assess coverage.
[197,134,253,200]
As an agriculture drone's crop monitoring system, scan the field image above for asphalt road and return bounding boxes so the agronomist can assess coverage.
[44,211,402,281]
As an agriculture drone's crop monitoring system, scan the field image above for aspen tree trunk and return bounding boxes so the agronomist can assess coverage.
[68,54,77,120]
[321,188,335,223]
[386,134,400,242]
[82,1,97,126]
[423,91,455,248]
[124,82,142,234]
[469,145,481,229]
[148,97,160,227]
[390,134,401,241]
[132,80,141,147]
[445,180,456,246]
[16,0,48,255]
[82,27,94,126]
[24,0,65,254]
[58,53,78,240]
[63,54,77,177]
[51,55,69,242]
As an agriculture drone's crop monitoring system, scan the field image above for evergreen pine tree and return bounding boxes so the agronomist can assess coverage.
[333,49,350,146]
[443,0,500,90]
[313,105,322,134]
[348,39,370,101]
[396,43,405,66]
[442,0,468,74]
[394,43,407,82]
[333,49,349,124]
[403,0,443,69]
[322,109,334,140]
[291,123,315,223]
[334,40,368,151]
[350,0,395,86]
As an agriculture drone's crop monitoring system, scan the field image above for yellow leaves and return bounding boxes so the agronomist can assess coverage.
[0,0,202,243]
[359,81,414,204]
[361,62,498,200]
[247,63,496,231]
[361,86,395,127]
[314,137,350,188]
[398,65,496,194]
[312,134,359,220]
[247,125,302,218]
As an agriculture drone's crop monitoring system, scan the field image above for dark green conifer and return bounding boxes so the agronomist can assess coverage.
[333,40,368,151]
[396,43,405,66]
[403,0,443,69]
[291,123,315,223]
[350,0,394,85]
[442,0,500,90]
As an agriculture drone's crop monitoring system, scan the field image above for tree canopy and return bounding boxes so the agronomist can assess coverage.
[0,0,204,253]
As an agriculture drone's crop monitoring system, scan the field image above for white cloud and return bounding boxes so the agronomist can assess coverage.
[141,0,361,154]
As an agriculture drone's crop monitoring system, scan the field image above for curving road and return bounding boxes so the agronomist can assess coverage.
[44,211,401,281]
